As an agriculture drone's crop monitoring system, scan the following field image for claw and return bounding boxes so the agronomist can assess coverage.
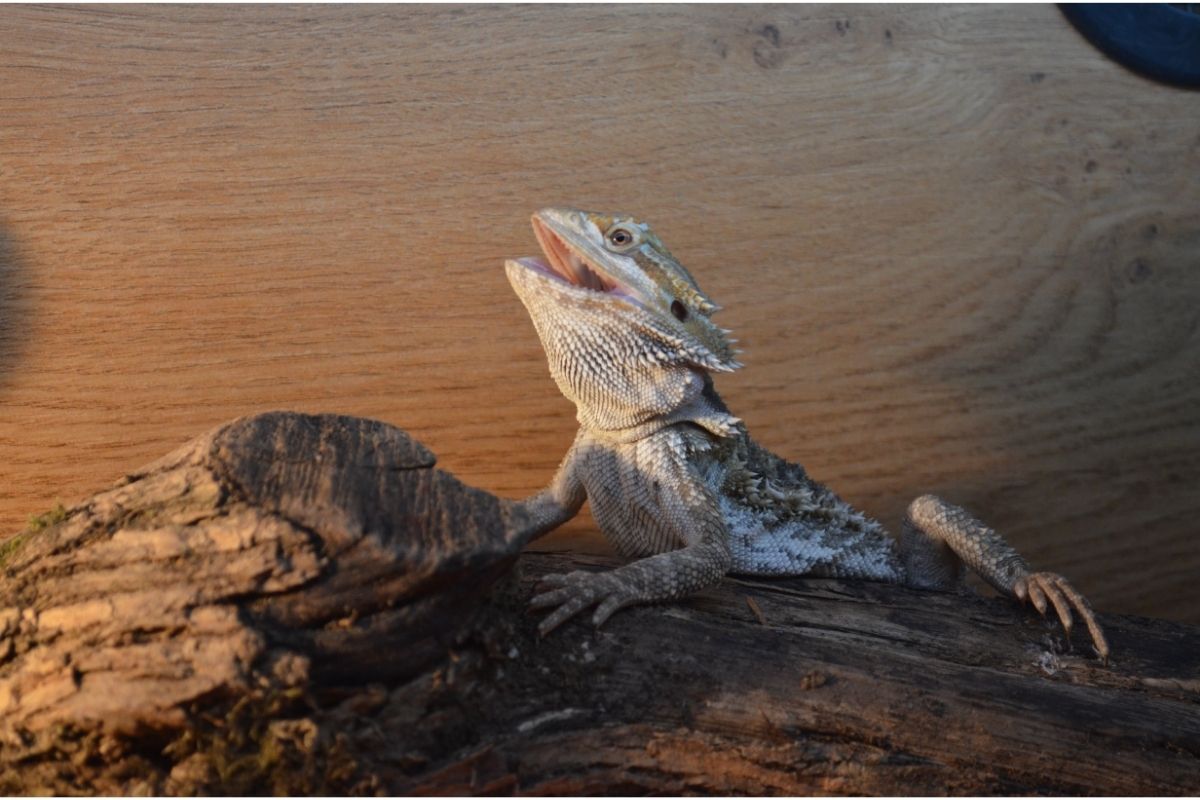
[1015,572,1110,663]
[1040,576,1074,635]
[1049,574,1111,663]
[1027,579,1048,615]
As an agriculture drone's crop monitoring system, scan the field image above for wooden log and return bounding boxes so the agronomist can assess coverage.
[0,412,1197,794]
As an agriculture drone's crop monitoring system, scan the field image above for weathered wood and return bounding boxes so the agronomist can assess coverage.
[0,413,532,760]
[1,4,1199,624]
[1,413,1197,794]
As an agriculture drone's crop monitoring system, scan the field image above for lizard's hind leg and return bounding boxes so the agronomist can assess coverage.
[902,494,1110,662]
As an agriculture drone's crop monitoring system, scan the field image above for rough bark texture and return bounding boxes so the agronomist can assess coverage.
[0,412,1197,795]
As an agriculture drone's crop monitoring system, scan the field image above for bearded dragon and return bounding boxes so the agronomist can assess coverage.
[505,207,1109,661]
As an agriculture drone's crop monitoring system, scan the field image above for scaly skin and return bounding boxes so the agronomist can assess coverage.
[506,207,1109,662]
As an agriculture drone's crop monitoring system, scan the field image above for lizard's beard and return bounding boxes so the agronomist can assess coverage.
[529,301,732,439]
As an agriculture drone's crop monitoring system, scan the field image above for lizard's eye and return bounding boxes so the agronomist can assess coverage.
[606,227,636,250]
[670,300,688,321]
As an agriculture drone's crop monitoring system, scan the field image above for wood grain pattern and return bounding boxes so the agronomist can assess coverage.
[1,5,1197,620]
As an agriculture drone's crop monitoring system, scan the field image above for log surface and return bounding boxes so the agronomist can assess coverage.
[1,4,1199,623]
[0,413,1196,795]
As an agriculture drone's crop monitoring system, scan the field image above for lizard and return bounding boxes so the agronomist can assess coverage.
[505,207,1110,662]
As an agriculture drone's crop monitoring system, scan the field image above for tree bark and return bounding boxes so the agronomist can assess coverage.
[0,412,1197,794]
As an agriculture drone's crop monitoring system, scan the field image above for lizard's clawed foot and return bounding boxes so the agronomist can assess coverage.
[1013,571,1110,663]
[530,570,640,636]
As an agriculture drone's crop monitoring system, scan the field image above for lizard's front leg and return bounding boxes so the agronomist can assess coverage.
[531,476,732,636]
[512,437,588,549]
[902,494,1110,661]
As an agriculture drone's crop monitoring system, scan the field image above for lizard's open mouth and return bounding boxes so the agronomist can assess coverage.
[525,216,624,294]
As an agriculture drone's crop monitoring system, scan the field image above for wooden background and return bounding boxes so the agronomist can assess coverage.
[1,5,1197,622]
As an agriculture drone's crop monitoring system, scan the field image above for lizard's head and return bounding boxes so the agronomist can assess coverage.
[506,207,742,435]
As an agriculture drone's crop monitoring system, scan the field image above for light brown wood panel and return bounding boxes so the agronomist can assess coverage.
[1,5,1197,621]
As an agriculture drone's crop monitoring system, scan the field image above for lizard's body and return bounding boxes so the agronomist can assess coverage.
[506,207,1109,660]
[575,422,900,581]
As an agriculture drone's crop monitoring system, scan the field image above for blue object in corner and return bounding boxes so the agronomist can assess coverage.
[1061,4,1200,88]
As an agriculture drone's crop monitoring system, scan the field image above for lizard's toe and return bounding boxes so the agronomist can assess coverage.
[530,570,602,635]
[530,570,641,636]
[1014,571,1109,663]
[1037,574,1075,635]
[535,572,572,590]
[1024,576,1049,615]
[592,593,636,627]
[537,593,593,636]
[529,585,573,610]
